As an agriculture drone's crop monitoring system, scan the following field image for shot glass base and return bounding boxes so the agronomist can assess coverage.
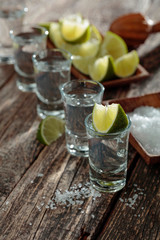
[16,79,36,92]
[37,105,65,119]
[66,144,89,158]
[90,177,126,193]
[0,46,15,65]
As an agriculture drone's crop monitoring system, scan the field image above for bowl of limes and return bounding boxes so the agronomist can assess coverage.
[40,14,149,87]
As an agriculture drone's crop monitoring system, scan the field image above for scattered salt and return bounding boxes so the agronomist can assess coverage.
[37,173,44,177]
[119,185,145,210]
[36,206,41,211]
[128,106,160,155]
[45,182,101,209]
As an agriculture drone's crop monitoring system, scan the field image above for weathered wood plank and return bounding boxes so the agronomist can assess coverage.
[0,140,137,240]
[0,65,14,89]
[0,77,45,205]
[99,157,160,240]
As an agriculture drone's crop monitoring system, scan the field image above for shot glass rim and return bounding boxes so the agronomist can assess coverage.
[85,113,131,137]
[60,79,105,98]
[10,24,49,43]
[32,48,73,65]
[0,3,28,13]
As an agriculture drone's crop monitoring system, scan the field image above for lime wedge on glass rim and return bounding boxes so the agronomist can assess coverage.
[37,116,65,145]
[60,14,90,43]
[92,103,128,133]
[88,55,115,82]
[100,31,128,60]
[114,50,139,78]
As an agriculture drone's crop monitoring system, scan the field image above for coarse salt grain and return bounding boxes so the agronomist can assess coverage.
[45,182,101,209]
[37,173,44,177]
[128,106,160,155]
[119,184,145,209]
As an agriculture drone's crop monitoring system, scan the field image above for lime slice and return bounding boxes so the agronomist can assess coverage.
[92,103,128,133]
[72,55,95,75]
[37,116,65,145]
[114,50,139,78]
[100,31,128,60]
[88,55,115,82]
[49,22,101,57]
[49,22,65,48]
[60,14,90,43]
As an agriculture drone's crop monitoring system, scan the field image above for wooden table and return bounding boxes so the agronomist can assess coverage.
[0,1,160,239]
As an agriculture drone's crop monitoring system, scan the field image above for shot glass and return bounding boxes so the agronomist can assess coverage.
[10,24,48,92]
[0,0,28,64]
[60,79,104,157]
[85,114,131,193]
[32,48,72,119]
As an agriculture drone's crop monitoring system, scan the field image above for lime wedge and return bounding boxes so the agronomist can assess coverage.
[92,103,128,133]
[39,22,52,30]
[37,116,65,145]
[72,55,95,75]
[49,22,101,57]
[60,14,90,43]
[88,55,115,82]
[49,22,66,48]
[100,31,128,60]
[114,50,139,78]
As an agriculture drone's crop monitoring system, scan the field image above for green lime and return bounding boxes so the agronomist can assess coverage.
[114,50,139,78]
[92,103,128,133]
[49,22,65,48]
[100,31,128,60]
[49,22,101,57]
[60,14,90,43]
[37,116,65,145]
[88,55,115,82]
[72,55,95,75]
[39,22,52,30]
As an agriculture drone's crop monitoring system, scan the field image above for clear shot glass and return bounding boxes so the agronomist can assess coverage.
[0,0,28,64]
[10,24,48,92]
[85,114,131,193]
[60,79,104,158]
[32,48,72,119]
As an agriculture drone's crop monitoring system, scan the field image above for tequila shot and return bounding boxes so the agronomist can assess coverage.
[10,24,48,92]
[60,80,104,157]
[32,48,72,119]
[85,114,131,192]
[0,0,28,64]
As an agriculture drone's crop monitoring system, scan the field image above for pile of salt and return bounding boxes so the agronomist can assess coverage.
[128,106,160,155]
[45,182,101,209]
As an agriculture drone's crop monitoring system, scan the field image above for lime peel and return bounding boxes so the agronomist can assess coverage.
[88,55,115,82]
[100,31,128,60]
[114,50,139,78]
[37,116,65,145]
[92,103,128,133]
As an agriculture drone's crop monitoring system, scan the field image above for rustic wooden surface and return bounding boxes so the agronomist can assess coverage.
[0,0,160,239]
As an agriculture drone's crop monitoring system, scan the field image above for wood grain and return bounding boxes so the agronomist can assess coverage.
[0,0,160,239]
[99,156,160,240]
